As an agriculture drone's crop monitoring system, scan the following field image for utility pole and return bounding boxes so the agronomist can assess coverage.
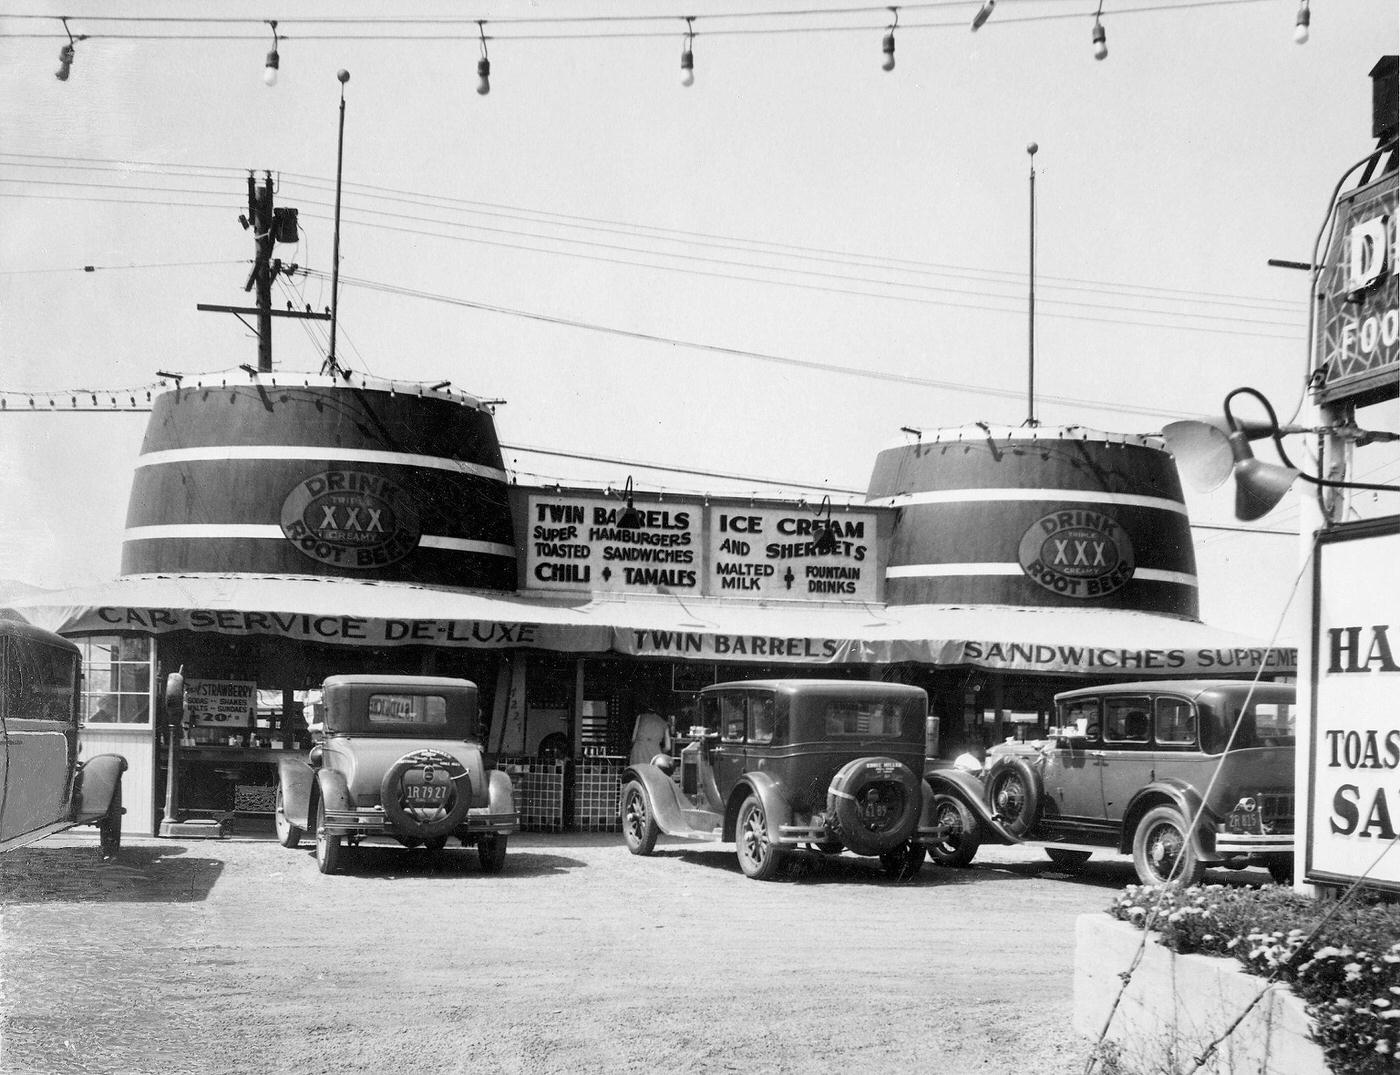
[1026,142,1038,427]
[197,172,329,371]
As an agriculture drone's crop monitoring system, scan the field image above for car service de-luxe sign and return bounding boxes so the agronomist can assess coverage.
[1307,518,1400,892]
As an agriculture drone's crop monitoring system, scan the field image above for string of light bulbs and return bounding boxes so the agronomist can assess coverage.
[12,0,1309,87]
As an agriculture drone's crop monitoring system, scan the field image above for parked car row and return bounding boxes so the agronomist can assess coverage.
[4,638,1297,891]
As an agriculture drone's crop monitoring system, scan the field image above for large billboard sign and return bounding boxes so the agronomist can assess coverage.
[1314,173,1399,407]
[1307,517,1400,892]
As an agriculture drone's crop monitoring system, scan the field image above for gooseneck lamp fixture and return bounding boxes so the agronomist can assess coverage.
[476,22,491,96]
[1092,2,1108,61]
[882,8,898,72]
[55,18,76,81]
[971,0,996,32]
[681,18,695,87]
[263,21,279,86]
[1294,0,1311,45]
[616,477,646,530]
[1163,387,1400,522]
[813,495,840,555]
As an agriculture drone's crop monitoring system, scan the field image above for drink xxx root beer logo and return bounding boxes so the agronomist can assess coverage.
[280,470,422,569]
[1018,509,1135,599]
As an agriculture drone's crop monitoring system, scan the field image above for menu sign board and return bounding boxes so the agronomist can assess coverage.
[706,506,878,602]
[526,493,701,595]
[185,679,256,729]
[1307,518,1400,893]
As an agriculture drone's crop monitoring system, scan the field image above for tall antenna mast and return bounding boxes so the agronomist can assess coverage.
[326,69,350,376]
[1026,141,1039,427]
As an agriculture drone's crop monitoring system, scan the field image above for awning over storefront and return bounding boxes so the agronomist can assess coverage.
[1,574,1296,678]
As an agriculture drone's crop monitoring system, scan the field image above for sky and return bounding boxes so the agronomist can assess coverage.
[0,0,1396,642]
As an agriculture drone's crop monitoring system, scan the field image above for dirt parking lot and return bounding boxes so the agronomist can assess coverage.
[0,828,1270,1075]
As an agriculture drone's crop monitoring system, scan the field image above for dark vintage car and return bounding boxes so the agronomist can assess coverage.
[0,619,126,857]
[620,679,1009,881]
[935,679,1297,886]
[274,674,517,875]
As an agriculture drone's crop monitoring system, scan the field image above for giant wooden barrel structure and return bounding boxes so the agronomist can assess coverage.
[121,376,516,590]
[866,425,1199,618]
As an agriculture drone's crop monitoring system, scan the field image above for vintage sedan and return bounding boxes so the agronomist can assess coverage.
[0,619,126,857]
[274,674,516,875]
[940,679,1297,885]
[620,679,1008,881]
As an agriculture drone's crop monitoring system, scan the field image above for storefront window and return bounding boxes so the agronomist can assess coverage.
[77,635,152,725]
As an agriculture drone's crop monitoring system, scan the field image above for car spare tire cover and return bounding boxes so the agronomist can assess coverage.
[381,750,473,838]
[826,757,921,856]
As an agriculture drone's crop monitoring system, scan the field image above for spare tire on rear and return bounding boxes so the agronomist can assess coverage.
[826,757,921,856]
[381,750,473,839]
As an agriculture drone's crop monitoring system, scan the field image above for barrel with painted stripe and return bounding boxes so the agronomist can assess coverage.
[865,426,1198,617]
[121,376,516,590]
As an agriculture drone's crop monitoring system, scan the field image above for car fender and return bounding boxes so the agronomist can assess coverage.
[74,754,127,822]
[485,768,515,814]
[315,766,354,814]
[277,755,318,829]
[1119,780,1209,857]
[923,768,1019,845]
[621,763,692,837]
[721,771,791,844]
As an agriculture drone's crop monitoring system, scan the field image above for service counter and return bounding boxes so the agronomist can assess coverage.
[163,745,301,817]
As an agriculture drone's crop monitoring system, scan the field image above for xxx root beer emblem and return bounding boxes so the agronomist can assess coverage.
[281,469,422,569]
[1017,509,1135,599]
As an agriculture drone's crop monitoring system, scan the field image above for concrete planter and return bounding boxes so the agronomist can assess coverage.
[1072,914,1330,1075]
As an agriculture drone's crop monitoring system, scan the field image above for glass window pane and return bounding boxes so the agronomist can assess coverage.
[1154,699,1196,745]
[1105,698,1151,743]
[719,694,746,742]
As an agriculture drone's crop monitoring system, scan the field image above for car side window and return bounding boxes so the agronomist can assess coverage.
[1059,699,1101,742]
[719,693,747,743]
[749,695,776,745]
[1154,698,1196,748]
[1104,698,1151,744]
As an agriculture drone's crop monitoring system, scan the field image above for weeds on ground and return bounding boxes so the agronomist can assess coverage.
[1107,883,1400,1074]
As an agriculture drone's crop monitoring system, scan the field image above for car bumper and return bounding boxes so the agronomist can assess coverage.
[1213,831,1293,856]
[322,807,518,838]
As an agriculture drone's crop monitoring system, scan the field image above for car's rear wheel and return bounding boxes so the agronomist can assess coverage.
[1132,806,1203,886]
[98,781,122,860]
[926,794,980,868]
[274,785,302,849]
[736,795,786,881]
[478,834,507,873]
[424,836,448,852]
[621,781,659,856]
[879,839,925,881]
[315,798,345,875]
[1266,857,1294,885]
[1045,848,1091,871]
[807,840,844,855]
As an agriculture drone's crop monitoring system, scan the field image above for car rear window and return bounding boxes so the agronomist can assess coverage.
[823,699,907,738]
[367,693,448,726]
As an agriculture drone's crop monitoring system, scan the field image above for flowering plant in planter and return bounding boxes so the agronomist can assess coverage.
[1108,883,1400,1074]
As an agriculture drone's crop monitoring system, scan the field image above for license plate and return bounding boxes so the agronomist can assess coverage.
[862,803,889,822]
[1227,809,1263,835]
[406,785,447,804]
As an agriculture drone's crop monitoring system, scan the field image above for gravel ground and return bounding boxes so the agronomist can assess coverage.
[0,826,1254,1075]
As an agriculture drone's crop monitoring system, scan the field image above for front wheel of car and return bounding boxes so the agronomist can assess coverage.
[621,781,660,856]
[1132,805,1203,887]
[926,794,980,868]
[315,798,345,875]
[98,781,122,860]
[478,834,508,874]
[736,795,787,881]
[274,785,302,849]
[879,839,925,881]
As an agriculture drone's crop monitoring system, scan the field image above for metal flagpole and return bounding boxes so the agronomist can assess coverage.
[326,70,349,376]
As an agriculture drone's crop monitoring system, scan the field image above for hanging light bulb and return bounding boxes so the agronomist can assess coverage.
[1293,0,1310,44]
[681,18,695,87]
[971,0,996,31]
[1092,18,1108,60]
[54,18,76,81]
[882,9,898,72]
[476,22,491,95]
[263,21,279,86]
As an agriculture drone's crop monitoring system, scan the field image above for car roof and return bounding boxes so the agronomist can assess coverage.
[322,675,476,691]
[0,616,80,653]
[705,679,925,697]
[1054,679,1295,704]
